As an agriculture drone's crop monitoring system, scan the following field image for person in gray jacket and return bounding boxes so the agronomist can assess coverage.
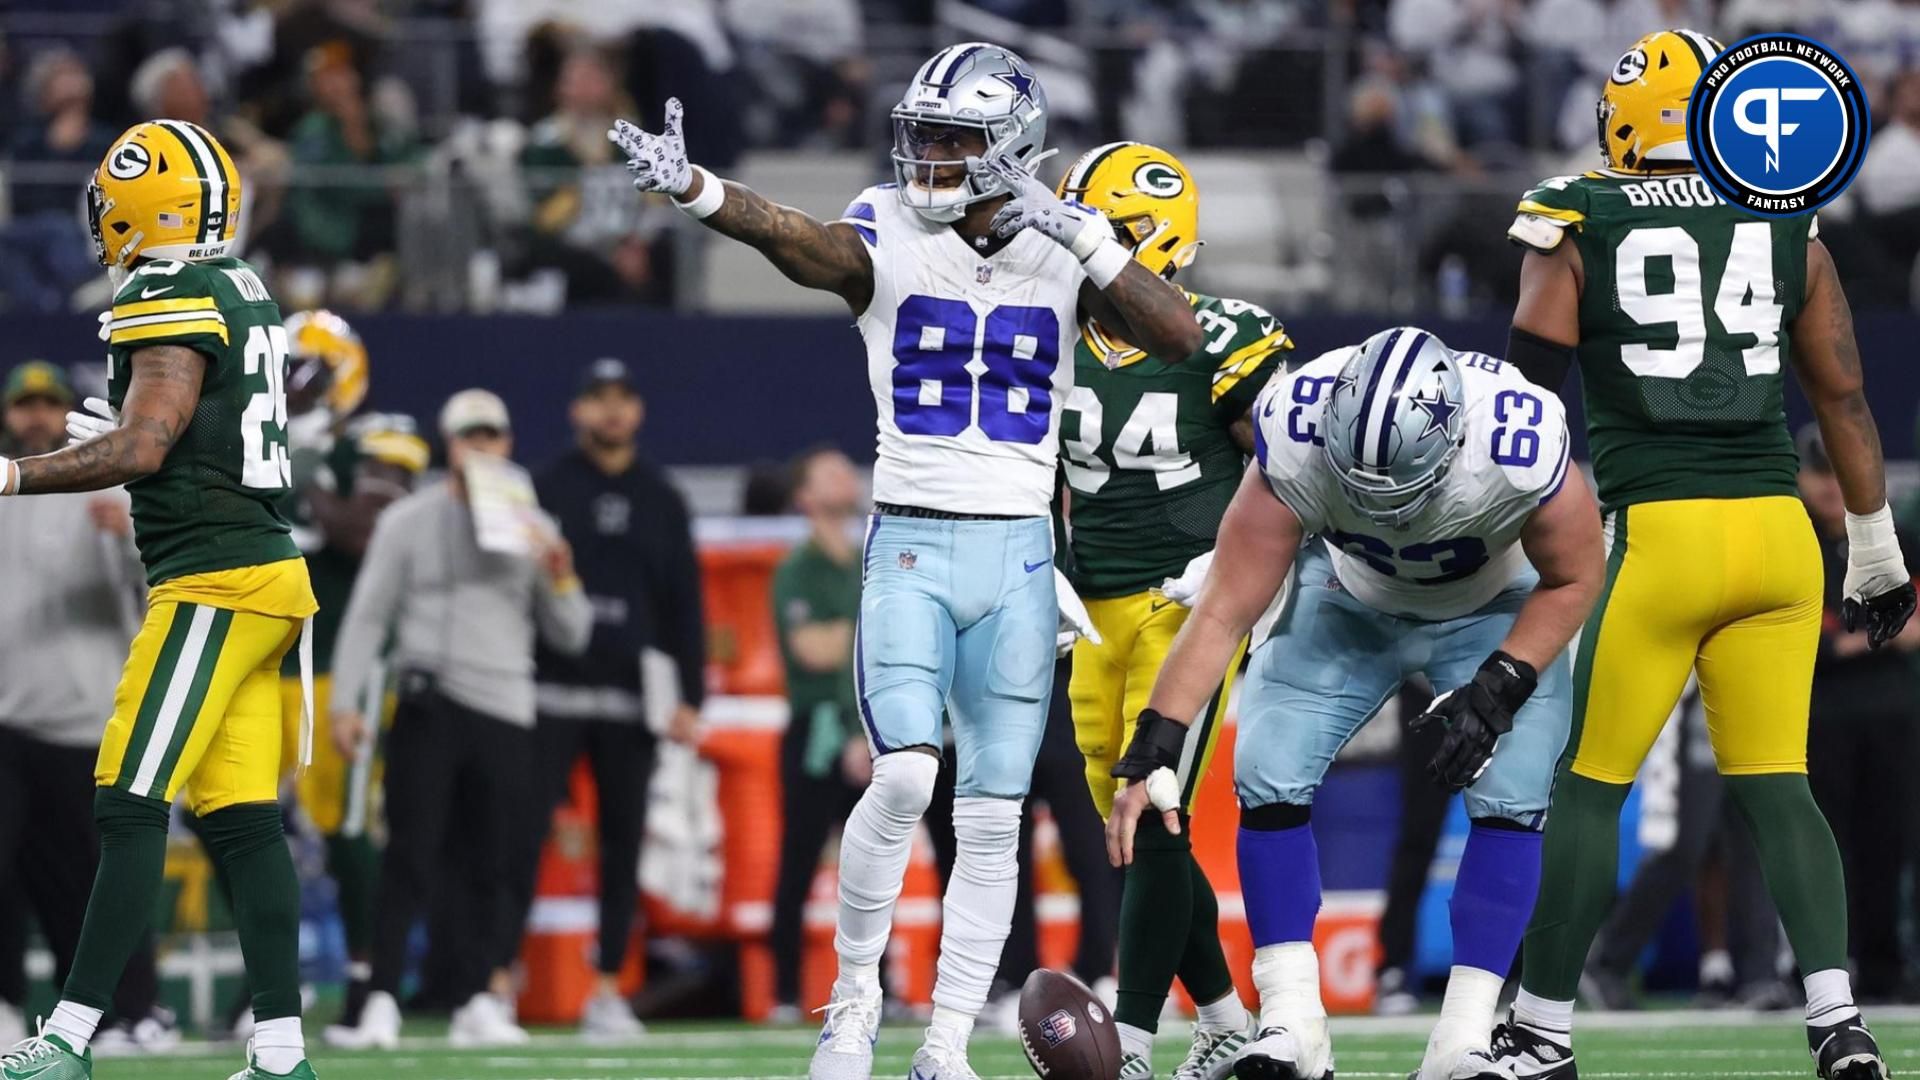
[327,389,593,1050]
[0,361,172,1051]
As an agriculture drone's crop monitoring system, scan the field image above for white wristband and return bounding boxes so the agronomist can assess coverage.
[1081,235,1131,290]
[673,165,725,219]
[0,457,16,496]
[1846,503,1897,549]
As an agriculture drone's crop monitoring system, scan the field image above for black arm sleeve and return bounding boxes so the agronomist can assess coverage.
[1507,326,1579,393]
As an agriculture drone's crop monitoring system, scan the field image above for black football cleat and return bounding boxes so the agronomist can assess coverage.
[1811,1017,1889,1080]
[1488,1012,1576,1080]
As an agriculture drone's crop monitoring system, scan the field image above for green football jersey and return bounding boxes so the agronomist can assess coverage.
[106,256,299,586]
[1510,170,1813,512]
[1060,290,1291,598]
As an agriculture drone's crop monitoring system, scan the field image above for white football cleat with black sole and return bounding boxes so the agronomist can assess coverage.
[1233,1021,1333,1080]
[1487,1013,1575,1079]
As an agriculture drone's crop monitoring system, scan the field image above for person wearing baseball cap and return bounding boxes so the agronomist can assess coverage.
[1,362,75,455]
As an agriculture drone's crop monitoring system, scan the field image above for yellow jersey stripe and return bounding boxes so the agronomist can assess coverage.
[112,296,220,320]
[1516,200,1586,224]
[111,319,230,346]
[1210,330,1290,402]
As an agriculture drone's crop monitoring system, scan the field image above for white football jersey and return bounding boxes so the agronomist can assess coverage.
[842,185,1088,517]
[1253,346,1572,620]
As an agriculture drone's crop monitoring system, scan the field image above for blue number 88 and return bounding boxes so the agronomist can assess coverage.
[891,295,1059,445]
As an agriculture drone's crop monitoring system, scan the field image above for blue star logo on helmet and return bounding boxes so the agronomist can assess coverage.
[995,66,1038,109]
[1411,386,1459,440]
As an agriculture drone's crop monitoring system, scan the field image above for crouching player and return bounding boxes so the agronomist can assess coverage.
[1108,329,1604,1080]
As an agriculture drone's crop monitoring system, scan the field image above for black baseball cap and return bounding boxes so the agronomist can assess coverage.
[577,357,638,398]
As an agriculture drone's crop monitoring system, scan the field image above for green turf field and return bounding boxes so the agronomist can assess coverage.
[77,1012,1920,1080]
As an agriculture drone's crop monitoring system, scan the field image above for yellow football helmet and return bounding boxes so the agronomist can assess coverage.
[1598,29,1723,172]
[88,120,242,270]
[1056,141,1199,279]
[285,310,369,418]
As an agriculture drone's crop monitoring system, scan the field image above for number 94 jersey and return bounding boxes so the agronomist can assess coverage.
[847,184,1089,517]
[106,256,300,586]
[1253,347,1571,621]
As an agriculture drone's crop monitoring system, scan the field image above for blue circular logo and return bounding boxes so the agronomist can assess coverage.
[1687,34,1869,217]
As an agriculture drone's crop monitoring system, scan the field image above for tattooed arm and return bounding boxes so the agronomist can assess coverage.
[1791,238,1887,514]
[1079,267,1205,363]
[9,346,204,495]
[681,172,875,315]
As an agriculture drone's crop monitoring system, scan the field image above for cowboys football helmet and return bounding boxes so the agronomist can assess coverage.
[891,42,1048,223]
[1322,327,1465,528]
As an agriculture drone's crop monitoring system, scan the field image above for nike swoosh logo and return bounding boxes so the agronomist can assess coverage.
[1025,559,1049,573]
[1150,599,1173,612]
[141,285,173,298]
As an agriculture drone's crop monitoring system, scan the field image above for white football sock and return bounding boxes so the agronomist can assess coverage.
[44,1001,102,1054]
[1118,1021,1154,1062]
[1425,966,1503,1067]
[929,796,1021,1021]
[1195,991,1247,1032]
[1512,988,1574,1038]
[926,1004,975,1053]
[831,751,938,1000]
[252,1016,306,1074]
[1804,968,1859,1027]
[1251,942,1323,1032]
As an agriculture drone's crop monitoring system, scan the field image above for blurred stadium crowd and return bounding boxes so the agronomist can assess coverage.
[3,0,1920,315]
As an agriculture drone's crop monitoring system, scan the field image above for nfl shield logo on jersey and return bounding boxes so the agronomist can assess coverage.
[899,550,918,570]
[976,263,993,284]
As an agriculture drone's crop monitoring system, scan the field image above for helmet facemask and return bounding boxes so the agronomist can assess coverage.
[891,113,1032,223]
[1333,448,1460,529]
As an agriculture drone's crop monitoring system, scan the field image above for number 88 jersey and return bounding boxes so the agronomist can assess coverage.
[1253,347,1571,621]
[106,256,301,586]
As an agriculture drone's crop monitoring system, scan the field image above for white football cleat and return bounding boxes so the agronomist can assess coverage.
[449,992,528,1047]
[1175,1023,1251,1080]
[908,1042,982,1080]
[1487,1013,1575,1080]
[1232,1020,1333,1080]
[579,990,646,1042]
[809,986,882,1080]
[326,989,400,1050]
[1410,1045,1514,1080]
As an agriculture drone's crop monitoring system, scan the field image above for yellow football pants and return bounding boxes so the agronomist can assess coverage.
[1567,496,1823,784]
[97,600,302,815]
[1071,588,1245,818]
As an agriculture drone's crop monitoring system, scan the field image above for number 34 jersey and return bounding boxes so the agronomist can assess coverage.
[846,184,1089,518]
[106,256,299,586]
[1509,171,1812,512]
[1253,347,1571,621]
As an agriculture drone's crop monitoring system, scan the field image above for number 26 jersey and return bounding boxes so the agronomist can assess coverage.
[845,184,1088,518]
[1253,347,1571,620]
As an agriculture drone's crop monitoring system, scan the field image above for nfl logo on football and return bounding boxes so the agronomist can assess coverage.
[1039,1009,1077,1048]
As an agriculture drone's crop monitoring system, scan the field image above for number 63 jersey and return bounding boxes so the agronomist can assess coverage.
[106,256,301,586]
[848,184,1089,517]
[1253,347,1571,621]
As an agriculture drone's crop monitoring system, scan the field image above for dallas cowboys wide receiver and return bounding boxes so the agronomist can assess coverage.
[1106,328,1605,1080]
[609,43,1202,1080]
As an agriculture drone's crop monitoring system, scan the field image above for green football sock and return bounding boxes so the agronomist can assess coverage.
[1177,849,1236,1010]
[1519,771,1630,1002]
[1116,814,1195,1033]
[1723,773,1848,974]
[62,789,171,1011]
[325,833,380,957]
[199,803,303,1021]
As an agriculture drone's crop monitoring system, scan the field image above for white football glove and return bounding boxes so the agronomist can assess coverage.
[978,153,1101,253]
[1161,550,1214,607]
[1054,566,1103,656]
[607,99,694,197]
[66,396,119,442]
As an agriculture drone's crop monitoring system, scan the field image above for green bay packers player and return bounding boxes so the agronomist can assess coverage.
[1056,142,1290,1080]
[1490,30,1915,1080]
[275,313,427,1043]
[0,122,320,1080]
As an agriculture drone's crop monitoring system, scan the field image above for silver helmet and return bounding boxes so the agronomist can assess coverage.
[1322,327,1466,528]
[890,42,1048,223]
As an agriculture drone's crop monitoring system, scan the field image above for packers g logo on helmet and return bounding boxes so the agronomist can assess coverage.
[89,120,242,270]
[1597,29,1723,172]
[1057,142,1200,279]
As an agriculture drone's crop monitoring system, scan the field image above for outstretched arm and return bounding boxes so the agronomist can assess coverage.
[2,346,203,495]
[610,102,873,314]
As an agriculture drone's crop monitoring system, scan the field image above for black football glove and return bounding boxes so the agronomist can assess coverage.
[1842,581,1917,651]
[1412,651,1536,792]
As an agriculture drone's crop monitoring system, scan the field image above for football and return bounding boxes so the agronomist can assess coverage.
[1017,968,1122,1079]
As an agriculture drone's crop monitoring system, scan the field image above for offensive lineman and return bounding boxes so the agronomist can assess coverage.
[1108,329,1605,1080]
[608,43,1204,1080]
[0,122,319,1080]
[1491,30,1915,1080]
[1054,141,1290,1080]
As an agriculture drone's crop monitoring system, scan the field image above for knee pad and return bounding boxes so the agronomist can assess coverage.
[867,749,940,822]
[1240,801,1312,831]
[951,796,1020,884]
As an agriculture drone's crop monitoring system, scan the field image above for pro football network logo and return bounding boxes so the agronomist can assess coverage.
[1687,33,1869,216]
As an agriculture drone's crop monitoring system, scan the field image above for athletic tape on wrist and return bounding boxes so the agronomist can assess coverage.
[1081,237,1130,290]
[1845,504,1897,548]
[673,166,725,219]
[0,457,15,496]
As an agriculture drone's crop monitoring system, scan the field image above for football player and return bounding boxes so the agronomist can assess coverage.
[0,122,320,1080]
[1108,329,1606,1080]
[1491,30,1915,1080]
[1053,142,1290,1080]
[609,43,1204,1080]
